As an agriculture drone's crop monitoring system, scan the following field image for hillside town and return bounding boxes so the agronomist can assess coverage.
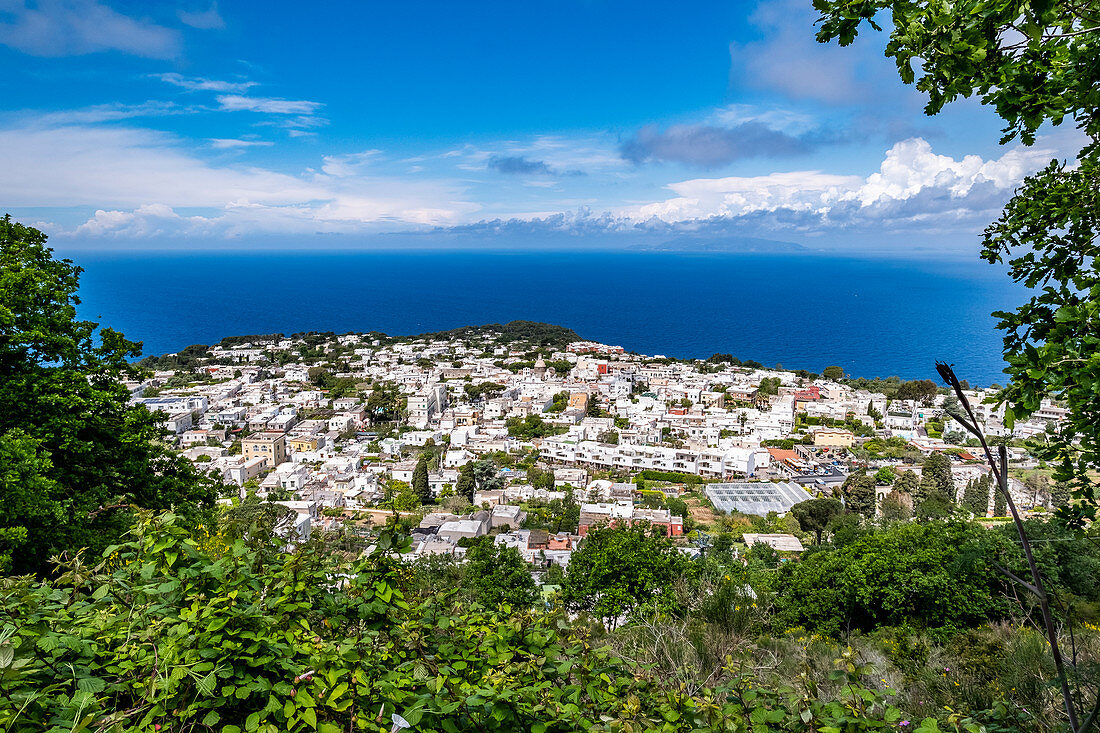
[130,323,1070,565]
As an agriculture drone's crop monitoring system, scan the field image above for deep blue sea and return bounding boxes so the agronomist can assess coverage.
[65,250,1026,386]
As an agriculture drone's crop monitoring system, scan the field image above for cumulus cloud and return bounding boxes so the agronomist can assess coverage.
[0,0,181,58]
[621,137,1056,232]
[620,121,813,168]
[158,73,255,93]
[76,203,214,237]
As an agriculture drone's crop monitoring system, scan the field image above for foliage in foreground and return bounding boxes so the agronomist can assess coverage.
[0,216,217,576]
[0,512,1025,733]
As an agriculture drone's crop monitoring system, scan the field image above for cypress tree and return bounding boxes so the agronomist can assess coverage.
[456,464,476,502]
[412,456,431,505]
[961,475,991,516]
[993,484,1007,517]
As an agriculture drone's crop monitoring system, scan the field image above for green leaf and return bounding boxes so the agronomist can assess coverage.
[202,710,220,727]
[400,707,424,727]
[76,676,106,694]
[196,672,217,696]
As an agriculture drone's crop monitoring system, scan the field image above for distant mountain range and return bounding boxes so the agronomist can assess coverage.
[639,235,808,253]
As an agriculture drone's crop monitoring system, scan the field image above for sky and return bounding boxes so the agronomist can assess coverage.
[0,0,1085,254]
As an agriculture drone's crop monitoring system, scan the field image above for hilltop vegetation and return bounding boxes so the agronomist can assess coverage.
[410,321,582,349]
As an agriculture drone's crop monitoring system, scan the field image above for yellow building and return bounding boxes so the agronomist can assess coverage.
[813,428,855,448]
[287,436,319,453]
[242,431,287,467]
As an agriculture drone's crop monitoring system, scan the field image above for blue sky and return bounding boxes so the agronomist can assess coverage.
[0,0,1084,253]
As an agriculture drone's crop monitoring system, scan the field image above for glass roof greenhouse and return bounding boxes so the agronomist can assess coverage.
[705,481,810,516]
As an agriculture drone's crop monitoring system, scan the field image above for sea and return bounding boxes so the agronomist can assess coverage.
[66,249,1026,386]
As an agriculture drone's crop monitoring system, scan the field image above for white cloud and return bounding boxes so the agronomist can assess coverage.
[452,134,625,176]
[158,73,255,94]
[178,3,224,30]
[729,0,893,106]
[216,95,323,115]
[0,0,181,58]
[31,100,190,125]
[0,123,479,236]
[0,125,323,208]
[709,104,820,136]
[209,138,274,149]
[622,137,1057,231]
[321,150,383,177]
[76,203,215,237]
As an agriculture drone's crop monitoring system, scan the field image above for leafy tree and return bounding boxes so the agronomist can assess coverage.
[527,465,556,491]
[463,539,538,609]
[943,430,966,445]
[544,390,569,413]
[757,377,781,396]
[918,452,954,507]
[308,366,336,389]
[383,480,418,512]
[879,490,912,521]
[412,456,431,505]
[790,497,844,545]
[366,381,404,422]
[827,511,866,548]
[895,379,938,405]
[982,157,1100,527]
[469,459,503,493]
[744,541,780,570]
[0,218,216,574]
[842,471,877,518]
[772,520,1008,637]
[464,381,505,402]
[561,525,696,629]
[328,377,359,400]
[812,0,1100,149]
[873,466,896,485]
[814,9,1100,723]
[506,414,568,439]
[893,469,919,499]
[822,365,844,381]
[995,518,1100,609]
